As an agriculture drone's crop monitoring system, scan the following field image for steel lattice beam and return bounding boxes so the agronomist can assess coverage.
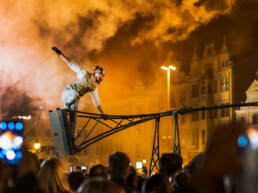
[49,102,258,174]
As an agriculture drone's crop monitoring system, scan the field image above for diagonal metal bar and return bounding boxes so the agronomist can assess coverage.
[149,118,160,176]
[108,118,124,127]
[78,115,161,149]
[78,122,98,146]
[75,118,91,140]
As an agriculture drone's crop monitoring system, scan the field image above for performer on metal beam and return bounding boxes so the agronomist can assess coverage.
[52,47,105,114]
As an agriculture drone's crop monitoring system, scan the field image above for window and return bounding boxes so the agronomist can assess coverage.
[213,80,218,93]
[202,130,206,144]
[208,81,212,94]
[192,111,199,121]
[253,114,258,125]
[201,81,206,95]
[214,109,218,119]
[221,108,225,117]
[209,110,213,119]
[221,75,230,92]
[225,108,230,117]
[192,130,199,150]
[192,84,199,98]
[202,111,205,120]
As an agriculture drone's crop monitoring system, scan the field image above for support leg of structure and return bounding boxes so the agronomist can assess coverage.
[172,113,181,155]
[149,118,160,176]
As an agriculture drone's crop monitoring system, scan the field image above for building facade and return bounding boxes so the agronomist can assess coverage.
[235,78,258,126]
[172,40,234,163]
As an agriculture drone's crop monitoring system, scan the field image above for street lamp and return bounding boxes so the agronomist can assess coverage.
[34,142,41,150]
[161,65,176,108]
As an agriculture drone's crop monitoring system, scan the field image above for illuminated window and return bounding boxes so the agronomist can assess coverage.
[221,75,230,92]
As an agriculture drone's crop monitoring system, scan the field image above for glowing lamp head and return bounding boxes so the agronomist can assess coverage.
[34,142,41,150]
[169,65,176,70]
[161,66,169,70]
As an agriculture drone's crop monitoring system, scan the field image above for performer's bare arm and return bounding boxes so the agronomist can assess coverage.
[90,88,105,114]
[60,53,73,64]
[52,47,86,78]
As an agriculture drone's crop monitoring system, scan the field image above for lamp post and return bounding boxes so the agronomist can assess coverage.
[161,65,176,109]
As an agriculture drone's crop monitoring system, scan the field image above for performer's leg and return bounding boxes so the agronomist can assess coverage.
[61,86,78,109]
[61,86,79,140]
[69,99,79,140]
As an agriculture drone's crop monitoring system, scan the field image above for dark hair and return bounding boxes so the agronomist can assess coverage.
[89,164,107,179]
[108,152,130,179]
[68,171,84,191]
[78,178,124,193]
[143,174,171,193]
[159,153,182,176]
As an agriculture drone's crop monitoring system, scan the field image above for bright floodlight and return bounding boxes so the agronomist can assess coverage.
[136,161,143,169]
[6,150,16,160]
[14,136,23,147]
[0,135,12,150]
[169,65,176,70]
[161,66,169,70]
[0,122,7,130]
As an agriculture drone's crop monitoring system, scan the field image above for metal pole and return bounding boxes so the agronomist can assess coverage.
[167,69,170,109]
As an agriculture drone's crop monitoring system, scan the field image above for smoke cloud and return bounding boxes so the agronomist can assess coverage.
[0,0,236,113]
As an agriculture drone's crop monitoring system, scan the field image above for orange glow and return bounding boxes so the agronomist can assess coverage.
[0,0,235,115]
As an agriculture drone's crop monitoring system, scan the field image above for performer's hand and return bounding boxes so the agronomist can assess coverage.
[52,47,62,55]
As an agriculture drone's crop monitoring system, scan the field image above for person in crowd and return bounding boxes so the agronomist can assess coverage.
[108,152,130,192]
[38,158,73,193]
[126,166,138,193]
[191,122,245,193]
[159,153,183,179]
[68,172,84,191]
[0,148,42,193]
[89,164,107,179]
[136,175,146,193]
[77,178,125,193]
[173,170,193,193]
[143,173,172,193]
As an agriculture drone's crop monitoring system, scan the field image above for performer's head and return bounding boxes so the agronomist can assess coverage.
[93,66,106,84]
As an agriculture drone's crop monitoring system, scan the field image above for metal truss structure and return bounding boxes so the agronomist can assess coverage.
[49,102,258,175]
